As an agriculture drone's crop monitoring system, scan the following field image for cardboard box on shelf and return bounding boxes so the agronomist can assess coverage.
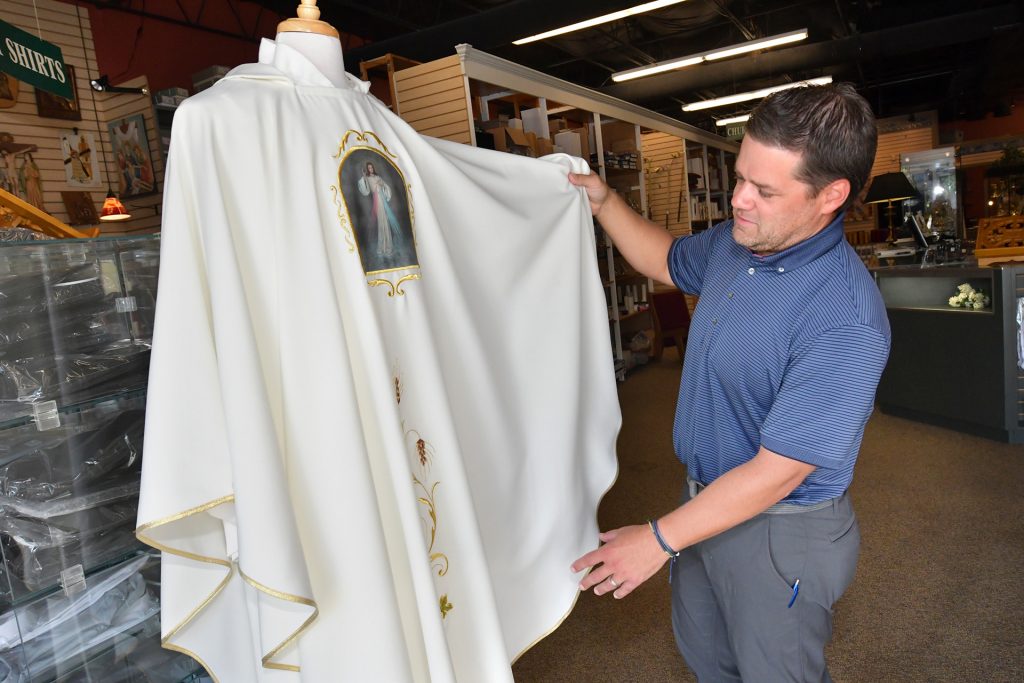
[553,130,581,158]
[610,138,636,154]
[521,108,550,140]
[553,129,591,163]
[493,127,535,156]
[535,138,554,156]
[507,118,523,130]
[548,117,569,135]
[478,119,506,130]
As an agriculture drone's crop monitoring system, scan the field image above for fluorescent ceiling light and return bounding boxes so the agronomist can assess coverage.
[715,114,751,126]
[682,76,832,111]
[514,0,689,45]
[613,54,704,82]
[703,29,808,61]
[611,28,808,83]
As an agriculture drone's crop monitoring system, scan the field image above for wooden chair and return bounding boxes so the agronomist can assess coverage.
[650,290,691,362]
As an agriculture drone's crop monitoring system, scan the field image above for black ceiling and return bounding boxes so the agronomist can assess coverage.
[306,0,1023,134]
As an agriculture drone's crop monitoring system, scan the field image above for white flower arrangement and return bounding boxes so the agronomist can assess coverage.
[948,283,990,310]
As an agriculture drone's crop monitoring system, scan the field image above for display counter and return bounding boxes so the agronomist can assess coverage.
[873,261,1024,443]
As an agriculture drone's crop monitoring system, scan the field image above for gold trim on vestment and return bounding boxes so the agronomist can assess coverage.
[134,496,235,645]
[329,185,356,252]
[240,568,320,672]
[163,643,221,683]
[136,494,320,675]
[510,449,622,665]
[367,272,421,297]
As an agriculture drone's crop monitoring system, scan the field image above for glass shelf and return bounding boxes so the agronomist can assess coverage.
[0,554,204,683]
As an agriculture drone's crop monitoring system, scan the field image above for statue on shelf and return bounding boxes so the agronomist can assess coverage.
[19,153,44,209]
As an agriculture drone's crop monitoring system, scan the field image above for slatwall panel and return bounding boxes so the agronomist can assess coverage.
[98,76,163,234]
[844,126,936,235]
[0,0,162,235]
[961,150,1003,168]
[641,131,690,237]
[642,131,698,313]
[393,55,473,145]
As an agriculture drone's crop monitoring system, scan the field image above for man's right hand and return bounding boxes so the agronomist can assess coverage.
[569,172,613,220]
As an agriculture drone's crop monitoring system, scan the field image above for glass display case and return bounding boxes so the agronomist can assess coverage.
[0,235,206,682]
[873,261,1024,443]
[984,164,1024,218]
[900,147,960,238]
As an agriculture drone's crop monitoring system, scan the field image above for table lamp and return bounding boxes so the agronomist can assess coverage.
[864,171,919,244]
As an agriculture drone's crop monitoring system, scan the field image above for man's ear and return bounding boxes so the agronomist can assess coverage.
[820,178,850,214]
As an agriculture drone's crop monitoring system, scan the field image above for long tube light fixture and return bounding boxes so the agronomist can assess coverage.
[612,28,808,82]
[703,29,808,61]
[513,0,689,45]
[715,114,751,126]
[682,76,832,111]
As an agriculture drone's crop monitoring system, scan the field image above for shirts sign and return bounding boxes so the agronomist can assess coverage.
[0,19,72,100]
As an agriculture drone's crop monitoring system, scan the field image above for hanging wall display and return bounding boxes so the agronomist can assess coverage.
[107,114,156,197]
[0,73,19,108]
[60,190,99,224]
[58,129,101,188]
[34,64,81,120]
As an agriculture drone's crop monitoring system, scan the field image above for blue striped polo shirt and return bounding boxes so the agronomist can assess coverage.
[668,214,890,504]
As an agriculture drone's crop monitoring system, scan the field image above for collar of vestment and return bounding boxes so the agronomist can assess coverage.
[740,210,846,274]
[222,38,370,93]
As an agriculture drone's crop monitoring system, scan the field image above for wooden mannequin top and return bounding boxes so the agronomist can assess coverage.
[276,0,348,88]
[277,0,339,38]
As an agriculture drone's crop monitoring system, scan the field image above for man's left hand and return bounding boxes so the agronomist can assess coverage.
[571,523,669,599]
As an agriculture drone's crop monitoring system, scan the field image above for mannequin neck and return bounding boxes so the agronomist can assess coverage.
[276,32,347,87]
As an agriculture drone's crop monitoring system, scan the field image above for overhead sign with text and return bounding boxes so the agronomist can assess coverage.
[0,19,72,100]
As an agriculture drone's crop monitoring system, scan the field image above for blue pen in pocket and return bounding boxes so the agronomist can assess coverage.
[787,579,800,608]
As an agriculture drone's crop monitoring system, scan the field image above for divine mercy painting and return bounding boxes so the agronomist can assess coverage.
[339,147,418,275]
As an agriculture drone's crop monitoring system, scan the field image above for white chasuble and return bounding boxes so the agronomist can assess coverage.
[136,39,620,682]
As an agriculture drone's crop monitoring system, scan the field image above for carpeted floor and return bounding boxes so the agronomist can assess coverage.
[511,348,1024,682]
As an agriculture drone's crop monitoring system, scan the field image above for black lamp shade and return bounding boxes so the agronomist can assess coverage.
[863,171,918,204]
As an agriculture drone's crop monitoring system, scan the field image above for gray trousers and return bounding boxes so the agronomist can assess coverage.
[671,483,859,683]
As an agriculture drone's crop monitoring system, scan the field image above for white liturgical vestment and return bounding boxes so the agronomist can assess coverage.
[137,39,620,682]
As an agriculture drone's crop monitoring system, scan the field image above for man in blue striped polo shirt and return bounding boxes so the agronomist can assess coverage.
[570,83,890,682]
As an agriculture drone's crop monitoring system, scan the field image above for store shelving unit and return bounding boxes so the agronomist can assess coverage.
[0,235,204,681]
[685,142,736,231]
[391,45,737,378]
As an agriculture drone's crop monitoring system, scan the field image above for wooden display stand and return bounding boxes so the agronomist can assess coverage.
[359,53,421,111]
[975,215,1024,265]
[0,187,96,238]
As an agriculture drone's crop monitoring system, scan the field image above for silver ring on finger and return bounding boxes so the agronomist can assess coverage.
[608,577,619,588]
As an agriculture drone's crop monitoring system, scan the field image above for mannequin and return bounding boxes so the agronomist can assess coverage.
[276,0,348,88]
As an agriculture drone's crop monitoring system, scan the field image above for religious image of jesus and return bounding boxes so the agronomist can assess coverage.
[357,162,403,258]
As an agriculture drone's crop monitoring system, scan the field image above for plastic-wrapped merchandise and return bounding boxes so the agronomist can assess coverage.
[0,410,144,502]
[59,629,201,683]
[0,346,150,420]
[0,555,160,682]
[0,500,141,591]
[0,408,145,593]
[0,261,115,323]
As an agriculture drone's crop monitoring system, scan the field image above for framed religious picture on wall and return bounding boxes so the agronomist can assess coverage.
[0,74,20,109]
[35,64,81,120]
[58,129,102,188]
[107,114,156,197]
[60,190,100,225]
